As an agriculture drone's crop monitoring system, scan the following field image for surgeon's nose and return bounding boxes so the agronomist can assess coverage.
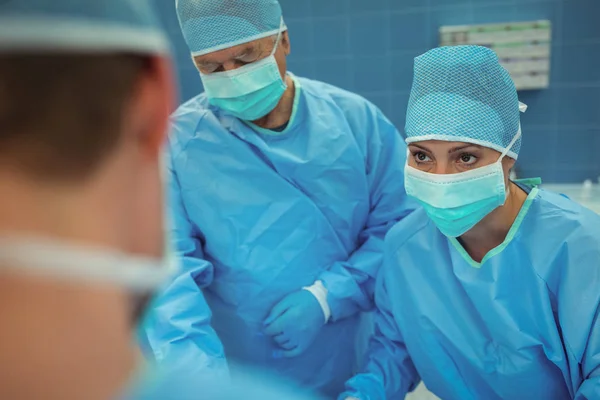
[222,60,244,72]
[433,163,455,175]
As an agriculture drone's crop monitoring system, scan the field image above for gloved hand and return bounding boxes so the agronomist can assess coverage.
[263,290,326,358]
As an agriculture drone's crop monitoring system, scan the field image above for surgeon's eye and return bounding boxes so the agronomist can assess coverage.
[237,53,261,64]
[198,64,220,74]
[413,151,432,163]
[458,153,478,166]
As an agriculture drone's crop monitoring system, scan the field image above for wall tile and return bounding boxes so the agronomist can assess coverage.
[551,168,599,183]
[390,92,412,130]
[390,0,428,12]
[391,50,423,93]
[178,67,203,102]
[310,0,349,17]
[311,18,349,56]
[390,11,430,51]
[557,87,600,126]
[288,59,316,79]
[279,0,312,19]
[519,167,555,183]
[518,89,558,127]
[557,42,600,84]
[349,13,390,55]
[548,44,562,84]
[516,1,562,42]
[285,20,314,57]
[554,129,599,169]
[353,55,391,92]
[430,0,469,8]
[429,5,473,47]
[349,0,390,14]
[364,93,392,119]
[518,128,557,169]
[472,4,514,24]
[561,0,599,42]
[474,0,513,5]
[314,58,352,91]
[515,0,560,22]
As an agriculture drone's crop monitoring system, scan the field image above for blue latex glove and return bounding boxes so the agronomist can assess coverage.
[263,290,326,358]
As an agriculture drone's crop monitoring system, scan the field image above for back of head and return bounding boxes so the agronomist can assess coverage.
[176,0,284,55]
[0,1,173,399]
[405,45,522,158]
[0,0,169,181]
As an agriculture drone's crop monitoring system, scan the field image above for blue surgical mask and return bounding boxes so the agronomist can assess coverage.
[199,20,287,121]
[404,127,521,238]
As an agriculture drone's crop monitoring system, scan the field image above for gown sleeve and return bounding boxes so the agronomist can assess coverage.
[319,107,417,321]
[339,256,420,400]
[561,226,600,399]
[144,146,229,380]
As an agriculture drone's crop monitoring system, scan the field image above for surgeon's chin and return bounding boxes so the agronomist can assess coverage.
[0,276,137,400]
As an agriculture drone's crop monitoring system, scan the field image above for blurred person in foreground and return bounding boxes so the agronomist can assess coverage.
[341,46,600,400]
[0,1,321,399]
[143,0,417,395]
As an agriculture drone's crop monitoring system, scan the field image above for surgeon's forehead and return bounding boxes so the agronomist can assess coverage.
[409,140,482,152]
[409,140,501,157]
[192,37,269,65]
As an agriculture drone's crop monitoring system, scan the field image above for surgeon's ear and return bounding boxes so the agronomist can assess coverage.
[502,157,516,169]
[281,31,291,56]
[126,55,176,160]
[502,157,516,180]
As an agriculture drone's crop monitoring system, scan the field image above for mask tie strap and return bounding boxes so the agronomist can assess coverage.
[500,124,521,160]
[499,101,527,160]
[0,236,174,292]
[501,101,528,196]
[270,17,285,56]
[519,101,528,112]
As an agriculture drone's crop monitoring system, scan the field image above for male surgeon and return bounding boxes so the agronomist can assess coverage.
[145,0,416,395]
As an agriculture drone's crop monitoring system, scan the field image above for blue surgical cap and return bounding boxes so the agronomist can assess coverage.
[405,45,524,159]
[176,0,286,56]
[0,0,168,54]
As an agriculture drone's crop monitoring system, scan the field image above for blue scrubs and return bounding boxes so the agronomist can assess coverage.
[343,187,600,400]
[146,75,415,395]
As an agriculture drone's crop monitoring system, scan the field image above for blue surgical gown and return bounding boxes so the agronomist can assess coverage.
[145,75,415,395]
[125,362,325,400]
[343,187,600,399]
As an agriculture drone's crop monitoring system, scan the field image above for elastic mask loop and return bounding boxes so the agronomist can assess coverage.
[519,102,528,112]
[498,123,521,161]
[270,17,285,57]
[0,236,174,292]
[498,101,527,162]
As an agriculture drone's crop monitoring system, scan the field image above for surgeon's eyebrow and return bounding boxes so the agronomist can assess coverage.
[231,45,253,59]
[194,57,216,68]
[408,143,432,152]
[448,144,482,154]
[195,45,254,68]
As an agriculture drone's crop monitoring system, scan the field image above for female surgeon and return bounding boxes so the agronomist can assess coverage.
[341,45,600,400]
